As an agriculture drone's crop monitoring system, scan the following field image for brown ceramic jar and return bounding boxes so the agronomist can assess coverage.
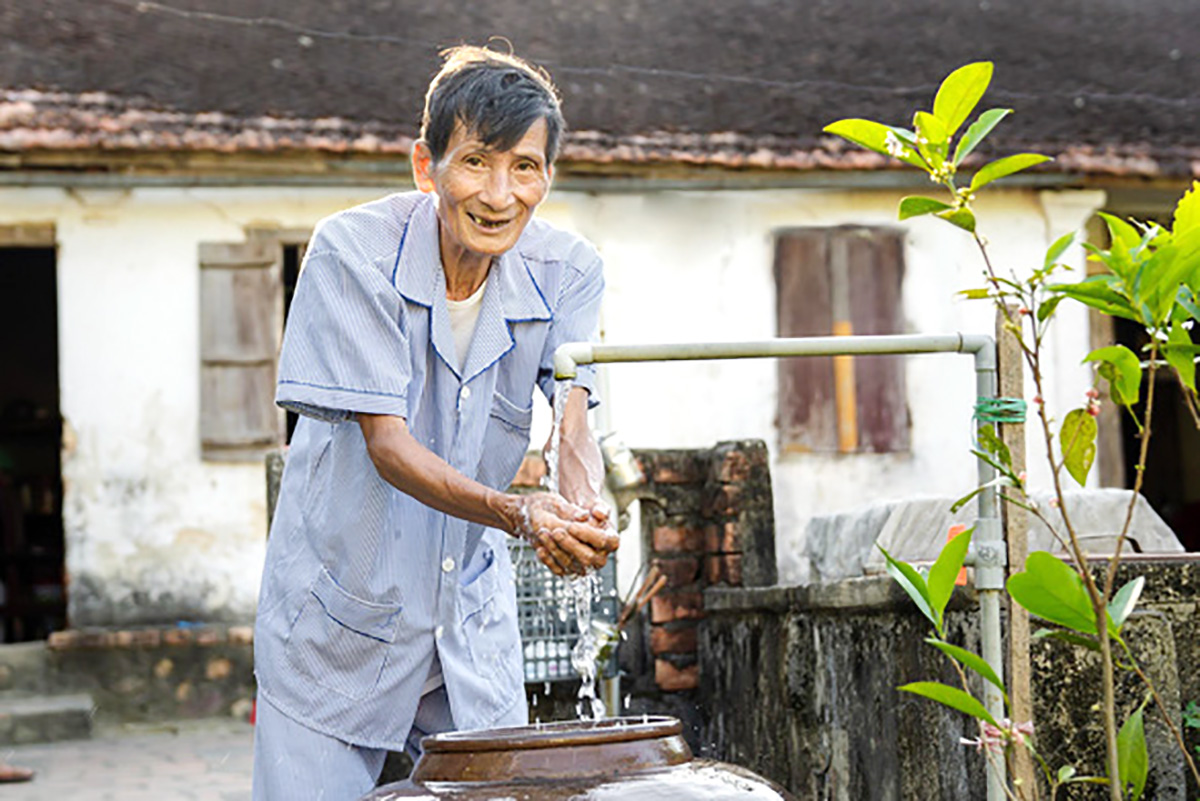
[361,715,795,800]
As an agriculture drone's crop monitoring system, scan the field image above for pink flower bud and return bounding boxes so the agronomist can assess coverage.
[1087,404,1100,417]
[1033,395,1044,406]
[1086,387,1100,400]
[1017,471,1027,483]
[1018,306,1031,316]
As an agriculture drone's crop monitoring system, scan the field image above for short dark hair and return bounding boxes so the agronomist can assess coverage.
[420,45,564,165]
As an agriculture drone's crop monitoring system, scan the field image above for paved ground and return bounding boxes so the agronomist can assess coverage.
[0,719,254,801]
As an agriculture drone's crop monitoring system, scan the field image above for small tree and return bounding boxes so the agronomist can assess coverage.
[826,62,1200,800]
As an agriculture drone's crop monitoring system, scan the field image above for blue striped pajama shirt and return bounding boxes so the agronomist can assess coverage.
[253,190,603,750]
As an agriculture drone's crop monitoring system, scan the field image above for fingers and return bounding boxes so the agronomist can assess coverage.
[534,528,577,576]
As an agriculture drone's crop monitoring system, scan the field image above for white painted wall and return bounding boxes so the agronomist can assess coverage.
[0,181,1104,623]
[537,186,1105,584]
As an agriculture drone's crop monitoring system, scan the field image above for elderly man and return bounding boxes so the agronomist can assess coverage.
[252,46,618,799]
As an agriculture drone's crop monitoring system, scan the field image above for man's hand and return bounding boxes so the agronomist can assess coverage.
[516,493,619,577]
[546,386,619,553]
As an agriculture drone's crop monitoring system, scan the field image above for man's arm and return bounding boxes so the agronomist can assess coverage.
[552,386,615,535]
[358,413,617,576]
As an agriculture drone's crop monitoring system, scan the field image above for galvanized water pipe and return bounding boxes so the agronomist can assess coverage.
[556,333,1007,800]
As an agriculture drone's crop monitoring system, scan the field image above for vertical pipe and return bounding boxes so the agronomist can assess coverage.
[973,340,1008,801]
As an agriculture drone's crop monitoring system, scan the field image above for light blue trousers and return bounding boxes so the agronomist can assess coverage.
[252,688,454,801]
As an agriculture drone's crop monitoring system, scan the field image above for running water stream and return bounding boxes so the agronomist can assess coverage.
[545,378,607,722]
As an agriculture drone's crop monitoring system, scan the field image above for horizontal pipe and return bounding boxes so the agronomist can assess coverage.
[554,333,993,379]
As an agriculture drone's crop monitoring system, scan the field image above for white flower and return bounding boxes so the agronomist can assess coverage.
[884,131,910,159]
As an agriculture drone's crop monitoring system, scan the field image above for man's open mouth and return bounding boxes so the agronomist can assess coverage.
[467,212,513,230]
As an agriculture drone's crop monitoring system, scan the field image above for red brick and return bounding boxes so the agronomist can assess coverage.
[511,454,547,488]
[194,628,223,646]
[705,521,745,553]
[655,660,699,692]
[650,592,704,623]
[648,454,706,484]
[162,628,193,646]
[651,556,700,588]
[716,450,752,483]
[703,485,742,517]
[650,625,698,655]
[47,631,74,650]
[705,553,744,586]
[227,626,254,645]
[130,629,162,648]
[652,525,705,554]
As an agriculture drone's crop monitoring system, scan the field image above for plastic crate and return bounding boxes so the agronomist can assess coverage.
[507,538,620,683]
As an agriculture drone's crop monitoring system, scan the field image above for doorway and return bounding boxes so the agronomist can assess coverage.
[0,244,66,642]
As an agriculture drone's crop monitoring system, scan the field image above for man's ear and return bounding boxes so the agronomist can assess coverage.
[412,140,437,193]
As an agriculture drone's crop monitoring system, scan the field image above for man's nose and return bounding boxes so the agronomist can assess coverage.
[478,167,513,209]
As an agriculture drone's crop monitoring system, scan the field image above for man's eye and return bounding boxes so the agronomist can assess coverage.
[463,155,486,167]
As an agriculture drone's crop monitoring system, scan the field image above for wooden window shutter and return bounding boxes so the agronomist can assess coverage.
[775,230,837,451]
[775,227,909,453]
[199,239,283,461]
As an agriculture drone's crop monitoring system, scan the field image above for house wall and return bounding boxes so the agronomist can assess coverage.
[537,187,1106,584]
[0,182,1103,625]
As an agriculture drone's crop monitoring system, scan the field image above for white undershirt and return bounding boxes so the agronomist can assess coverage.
[446,277,488,372]
[422,277,487,697]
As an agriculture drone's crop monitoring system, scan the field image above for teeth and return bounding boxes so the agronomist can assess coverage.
[469,212,508,229]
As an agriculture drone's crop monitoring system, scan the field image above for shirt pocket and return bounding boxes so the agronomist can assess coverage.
[285,566,404,701]
[460,547,522,692]
[476,391,534,489]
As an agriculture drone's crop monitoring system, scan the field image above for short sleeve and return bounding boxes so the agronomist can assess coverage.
[276,248,412,423]
[537,253,604,407]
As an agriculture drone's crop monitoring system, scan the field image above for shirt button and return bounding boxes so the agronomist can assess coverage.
[442,557,455,573]
[435,625,444,640]
[460,385,471,401]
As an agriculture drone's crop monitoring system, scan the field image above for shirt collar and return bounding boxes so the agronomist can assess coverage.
[394,195,552,324]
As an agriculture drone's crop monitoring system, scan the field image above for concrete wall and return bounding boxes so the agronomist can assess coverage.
[700,559,1200,800]
[0,182,1104,624]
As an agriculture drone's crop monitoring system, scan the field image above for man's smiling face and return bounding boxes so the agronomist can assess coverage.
[417,117,552,266]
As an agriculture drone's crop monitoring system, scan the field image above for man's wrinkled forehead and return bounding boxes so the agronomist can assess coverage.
[440,117,550,166]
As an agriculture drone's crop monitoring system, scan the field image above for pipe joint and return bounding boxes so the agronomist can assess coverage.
[554,342,594,380]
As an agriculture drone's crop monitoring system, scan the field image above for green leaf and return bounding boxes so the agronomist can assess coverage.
[1084,345,1143,407]
[1172,180,1200,238]
[1049,276,1142,323]
[958,288,992,300]
[878,544,937,630]
[1060,408,1098,487]
[913,111,949,171]
[1166,320,1197,392]
[1033,627,1100,652]
[977,423,1013,470]
[898,681,998,726]
[933,62,993,138]
[970,153,1052,192]
[928,527,973,623]
[1176,286,1200,321]
[1045,231,1077,270]
[1007,551,1098,635]
[1057,765,1077,783]
[914,111,949,146]
[938,207,977,232]
[1117,707,1149,801]
[899,196,954,220]
[953,108,1011,166]
[925,638,1007,700]
[1183,700,1200,729]
[1099,211,1142,253]
[823,118,929,170]
[1037,295,1064,323]
[1107,576,1144,633]
[950,485,986,515]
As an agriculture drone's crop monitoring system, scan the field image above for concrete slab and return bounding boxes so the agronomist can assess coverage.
[0,718,253,801]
